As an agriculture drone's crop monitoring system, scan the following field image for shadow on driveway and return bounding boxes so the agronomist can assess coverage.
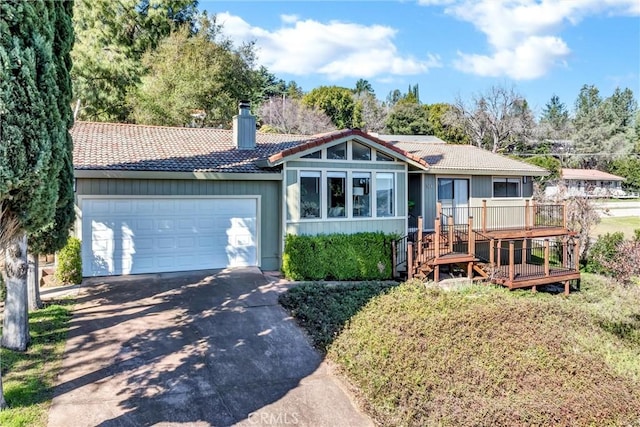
[47,268,371,426]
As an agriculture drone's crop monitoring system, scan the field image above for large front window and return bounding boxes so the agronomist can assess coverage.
[493,178,521,198]
[327,172,346,217]
[376,173,394,217]
[300,171,320,218]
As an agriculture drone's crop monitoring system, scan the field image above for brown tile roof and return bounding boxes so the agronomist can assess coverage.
[562,168,625,181]
[71,121,308,173]
[392,141,548,176]
[72,122,429,173]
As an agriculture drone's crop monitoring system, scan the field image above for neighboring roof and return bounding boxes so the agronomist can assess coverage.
[561,168,625,181]
[264,129,429,169]
[391,141,549,176]
[372,134,447,144]
[72,121,308,173]
[72,122,429,174]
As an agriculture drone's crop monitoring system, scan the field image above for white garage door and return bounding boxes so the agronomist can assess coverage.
[81,197,258,276]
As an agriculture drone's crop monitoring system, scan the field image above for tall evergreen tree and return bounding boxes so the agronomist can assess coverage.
[0,0,75,367]
[71,0,196,121]
[539,94,570,139]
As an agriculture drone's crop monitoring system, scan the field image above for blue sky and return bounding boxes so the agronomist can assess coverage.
[200,0,639,117]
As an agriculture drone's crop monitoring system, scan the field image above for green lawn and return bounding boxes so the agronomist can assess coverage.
[0,301,73,427]
[280,275,640,426]
[593,216,640,239]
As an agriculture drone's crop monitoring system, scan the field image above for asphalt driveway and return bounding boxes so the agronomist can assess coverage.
[47,267,372,426]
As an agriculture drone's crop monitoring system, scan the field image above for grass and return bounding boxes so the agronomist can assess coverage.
[0,300,73,427]
[593,216,640,239]
[280,276,640,426]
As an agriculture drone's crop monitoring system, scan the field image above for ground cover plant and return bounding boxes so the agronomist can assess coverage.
[0,301,73,427]
[280,276,640,426]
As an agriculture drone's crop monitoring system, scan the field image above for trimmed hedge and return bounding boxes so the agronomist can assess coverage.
[282,232,396,281]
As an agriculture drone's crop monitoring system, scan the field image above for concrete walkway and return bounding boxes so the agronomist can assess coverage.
[47,268,372,427]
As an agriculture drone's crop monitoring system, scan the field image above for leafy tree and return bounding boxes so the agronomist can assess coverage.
[353,78,374,95]
[303,86,362,129]
[522,155,561,185]
[0,0,74,365]
[608,156,640,192]
[129,18,258,127]
[258,96,336,135]
[385,100,431,135]
[426,103,469,144]
[71,0,197,121]
[386,89,403,106]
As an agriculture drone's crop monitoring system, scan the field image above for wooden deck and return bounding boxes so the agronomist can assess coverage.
[400,202,581,294]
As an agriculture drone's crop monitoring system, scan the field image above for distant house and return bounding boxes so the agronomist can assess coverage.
[71,104,579,293]
[546,168,626,198]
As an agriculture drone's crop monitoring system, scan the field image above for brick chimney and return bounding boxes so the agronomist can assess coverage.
[233,101,256,150]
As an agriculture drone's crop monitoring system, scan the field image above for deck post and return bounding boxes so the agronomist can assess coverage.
[496,239,502,267]
[434,217,441,260]
[417,216,423,263]
[544,239,550,277]
[434,265,440,282]
[532,285,537,293]
[468,216,475,256]
[391,240,397,278]
[525,199,531,230]
[489,238,495,267]
[482,199,487,233]
[448,215,454,252]
[508,240,515,281]
[562,202,568,229]
[407,242,414,279]
[574,238,580,272]
[467,261,473,279]
[562,236,568,268]
[564,280,570,296]
[437,201,442,219]
[522,238,527,265]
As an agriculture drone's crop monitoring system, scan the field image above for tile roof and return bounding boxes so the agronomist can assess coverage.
[71,122,429,173]
[391,141,548,176]
[562,168,625,181]
[71,121,308,173]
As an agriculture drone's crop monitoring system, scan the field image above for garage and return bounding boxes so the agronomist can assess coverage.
[81,197,259,276]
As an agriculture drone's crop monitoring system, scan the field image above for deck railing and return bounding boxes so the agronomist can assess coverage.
[439,201,566,232]
[492,237,580,282]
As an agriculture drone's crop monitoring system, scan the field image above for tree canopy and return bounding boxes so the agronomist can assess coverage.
[129,17,258,127]
[302,86,363,129]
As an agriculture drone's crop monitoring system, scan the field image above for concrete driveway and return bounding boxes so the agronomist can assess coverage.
[48,268,372,427]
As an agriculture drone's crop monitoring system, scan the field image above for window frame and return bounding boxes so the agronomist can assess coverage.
[492,177,522,198]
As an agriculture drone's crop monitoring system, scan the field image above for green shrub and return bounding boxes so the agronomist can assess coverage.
[282,232,396,281]
[586,232,624,274]
[634,228,640,241]
[55,237,82,284]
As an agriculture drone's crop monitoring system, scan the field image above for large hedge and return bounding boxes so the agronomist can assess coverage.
[282,232,396,281]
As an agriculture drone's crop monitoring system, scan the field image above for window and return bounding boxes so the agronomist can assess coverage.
[300,171,320,218]
[376,151,394,161]
[301,150,321,159]
[352,141,371,160]
[376,173,394,217]
[437,178,453,200]
[352,172,371,217]
[493,178,521,198]
[327,172,346,217]
[327,142,346,160]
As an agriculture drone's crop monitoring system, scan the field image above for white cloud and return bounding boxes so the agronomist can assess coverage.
[216,12,441,80]
[419,0,640,80]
